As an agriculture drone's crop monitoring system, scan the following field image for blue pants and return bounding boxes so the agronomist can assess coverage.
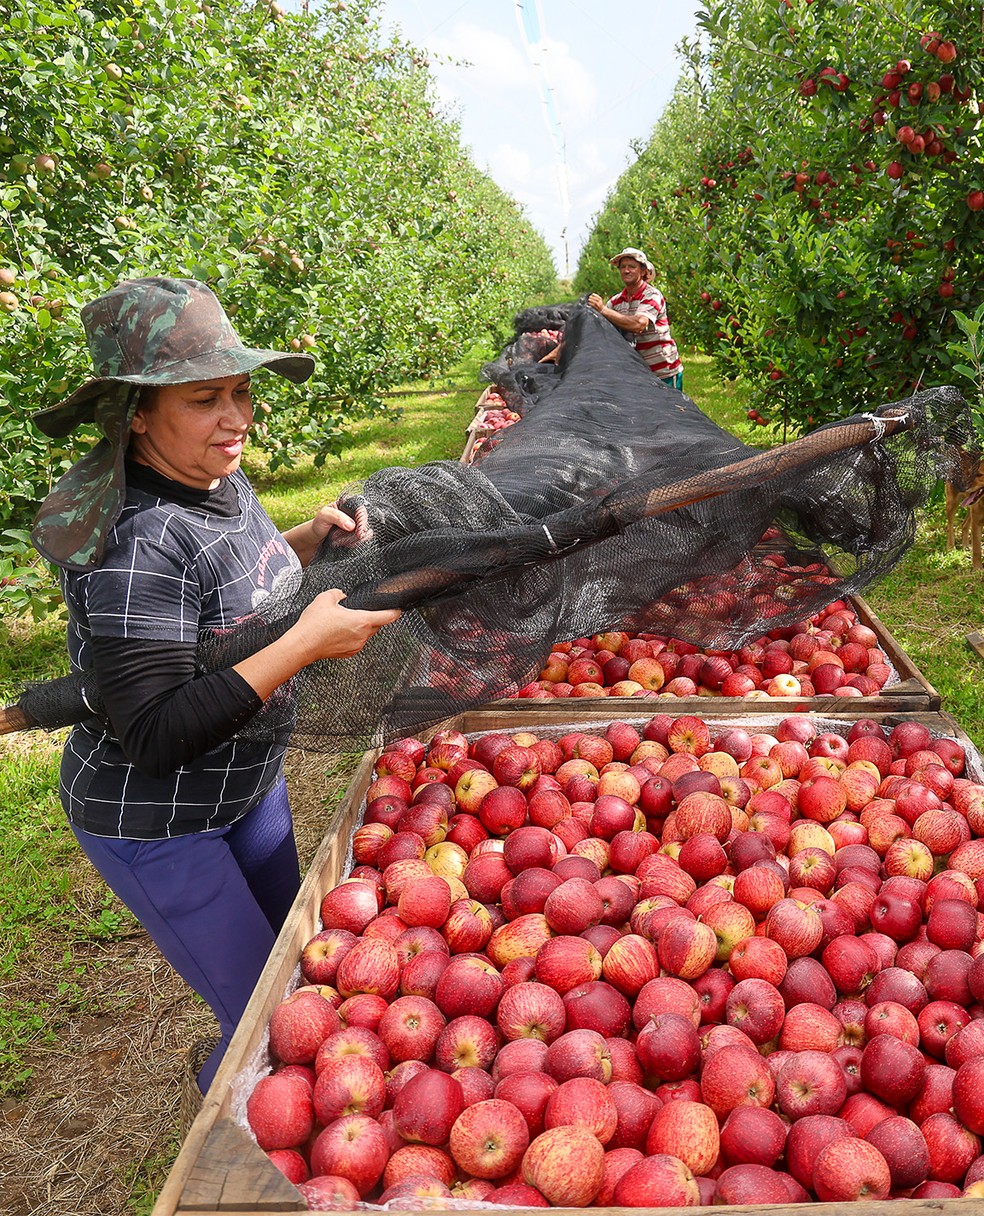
[70,778,300,1092]
[660,369,684,391]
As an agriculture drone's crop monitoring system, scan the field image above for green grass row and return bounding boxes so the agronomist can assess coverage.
[1,340,982,1109]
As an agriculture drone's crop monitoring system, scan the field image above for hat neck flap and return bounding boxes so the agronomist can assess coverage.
[31,385,140,571]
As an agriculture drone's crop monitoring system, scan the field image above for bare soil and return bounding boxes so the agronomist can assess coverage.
[0,747,356,1216]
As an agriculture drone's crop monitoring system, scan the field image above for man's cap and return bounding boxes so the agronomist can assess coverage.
[609,247,650,269]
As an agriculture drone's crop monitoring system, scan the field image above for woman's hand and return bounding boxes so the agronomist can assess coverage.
[283,501,373,566]
[233,589,400,700]
[293,589,399,661]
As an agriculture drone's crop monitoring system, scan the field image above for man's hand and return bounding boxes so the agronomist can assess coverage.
[587,293,606,313]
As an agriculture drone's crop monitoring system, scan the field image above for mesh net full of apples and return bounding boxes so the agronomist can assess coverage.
[510,598,898,702]
[243,712,984,1210]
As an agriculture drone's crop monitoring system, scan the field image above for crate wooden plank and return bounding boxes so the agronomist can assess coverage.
[459,386,492,465]
[851,593,940,708]
[174,1119,303,1212]
[485,689,929,717]
[158,1205,965,1216]
[968,631,984,664]
[452,705,972,742]
[156,709,981,1213]
[153,752,377,1216]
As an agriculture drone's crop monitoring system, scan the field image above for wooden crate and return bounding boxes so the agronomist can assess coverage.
[154,707,979,1215]
[489,592,939,718]
[459,386,492,466]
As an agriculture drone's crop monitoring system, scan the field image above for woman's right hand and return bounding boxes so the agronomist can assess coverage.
[293,589,401,662]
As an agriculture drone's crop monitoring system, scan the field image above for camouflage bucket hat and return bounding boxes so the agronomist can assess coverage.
[31,277,315,571]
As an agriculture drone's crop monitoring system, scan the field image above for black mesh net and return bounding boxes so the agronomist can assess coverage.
[11,304,974,750]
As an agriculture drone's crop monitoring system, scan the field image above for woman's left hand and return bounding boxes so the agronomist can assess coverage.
[309,502,373,547]
[283,501,373,566]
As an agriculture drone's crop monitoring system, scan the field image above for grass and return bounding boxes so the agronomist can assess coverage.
[0,733,144,1097]
[1,335,982,1108]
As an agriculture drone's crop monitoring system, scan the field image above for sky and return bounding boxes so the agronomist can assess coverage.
[377,1,703,278]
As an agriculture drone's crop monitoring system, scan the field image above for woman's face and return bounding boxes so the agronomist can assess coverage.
[129,374,253,489]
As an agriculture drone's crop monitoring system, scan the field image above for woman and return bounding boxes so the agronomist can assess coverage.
[30,277,400,1090]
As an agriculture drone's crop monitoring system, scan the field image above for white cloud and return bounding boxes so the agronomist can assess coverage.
[431,24,533,93]
[529,36,597,124]
[490,143,535,187]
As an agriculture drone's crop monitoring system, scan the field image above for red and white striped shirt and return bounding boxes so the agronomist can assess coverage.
[608,283,682,380]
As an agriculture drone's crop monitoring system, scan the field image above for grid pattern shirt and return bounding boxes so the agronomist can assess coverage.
[608,282,682,380]
[59,469,301,839]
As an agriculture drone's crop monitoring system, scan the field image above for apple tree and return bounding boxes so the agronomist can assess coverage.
[0,0,554,613]
[576,0,984,434]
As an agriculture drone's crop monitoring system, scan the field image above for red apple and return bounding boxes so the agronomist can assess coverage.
[776,1049,848,1119]
[535,935,603,995]
[952,1056,984,1135]
[269,991,341,1066]
[246,1071,314,1150]
[434,956,503,1020]
[544,1076,617,1142]
[699,1044,775,1118]
[543,1028,612,1083]
[726,977,785,1045]
[497,981,566,1043]
[861,1032,926,1105]
[309,1113,388,1195]
[449,1098,530,1178]
[434,1014,498,1072]
[563,979,631,1037]
[719,1105,787,1167]
[494,1070,558,1138]
[865,1114,930,1189]
[635,1010,700,1081]
[785,1113,851,1190]
[313,1054,386,1123]
[813,1135,891,1201]
[392,1067,464,1145]
[613,1153,700,1206]
[646,1099,719,1177]
[522,1125,605,1206]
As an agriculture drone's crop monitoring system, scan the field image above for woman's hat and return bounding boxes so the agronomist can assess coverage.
[33,277,313,437]
[31,277,315,571]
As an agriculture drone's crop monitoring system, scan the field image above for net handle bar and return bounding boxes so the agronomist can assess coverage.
[634,409,911,518]
[1,704,30,734]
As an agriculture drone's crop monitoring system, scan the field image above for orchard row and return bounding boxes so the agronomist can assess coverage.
[0,0,555,613]
[576,1,984,434]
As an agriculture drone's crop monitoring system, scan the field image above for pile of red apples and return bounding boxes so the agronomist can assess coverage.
[515,600,896,701]
[469,393,521,464]
[245,712,984,1210]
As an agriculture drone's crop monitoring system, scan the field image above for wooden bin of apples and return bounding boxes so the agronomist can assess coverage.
[460,388,522,467]
[500,595,939,714]
[154,705,984,1215]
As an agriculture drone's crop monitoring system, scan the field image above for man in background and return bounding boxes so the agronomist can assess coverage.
[588,247,683,389]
